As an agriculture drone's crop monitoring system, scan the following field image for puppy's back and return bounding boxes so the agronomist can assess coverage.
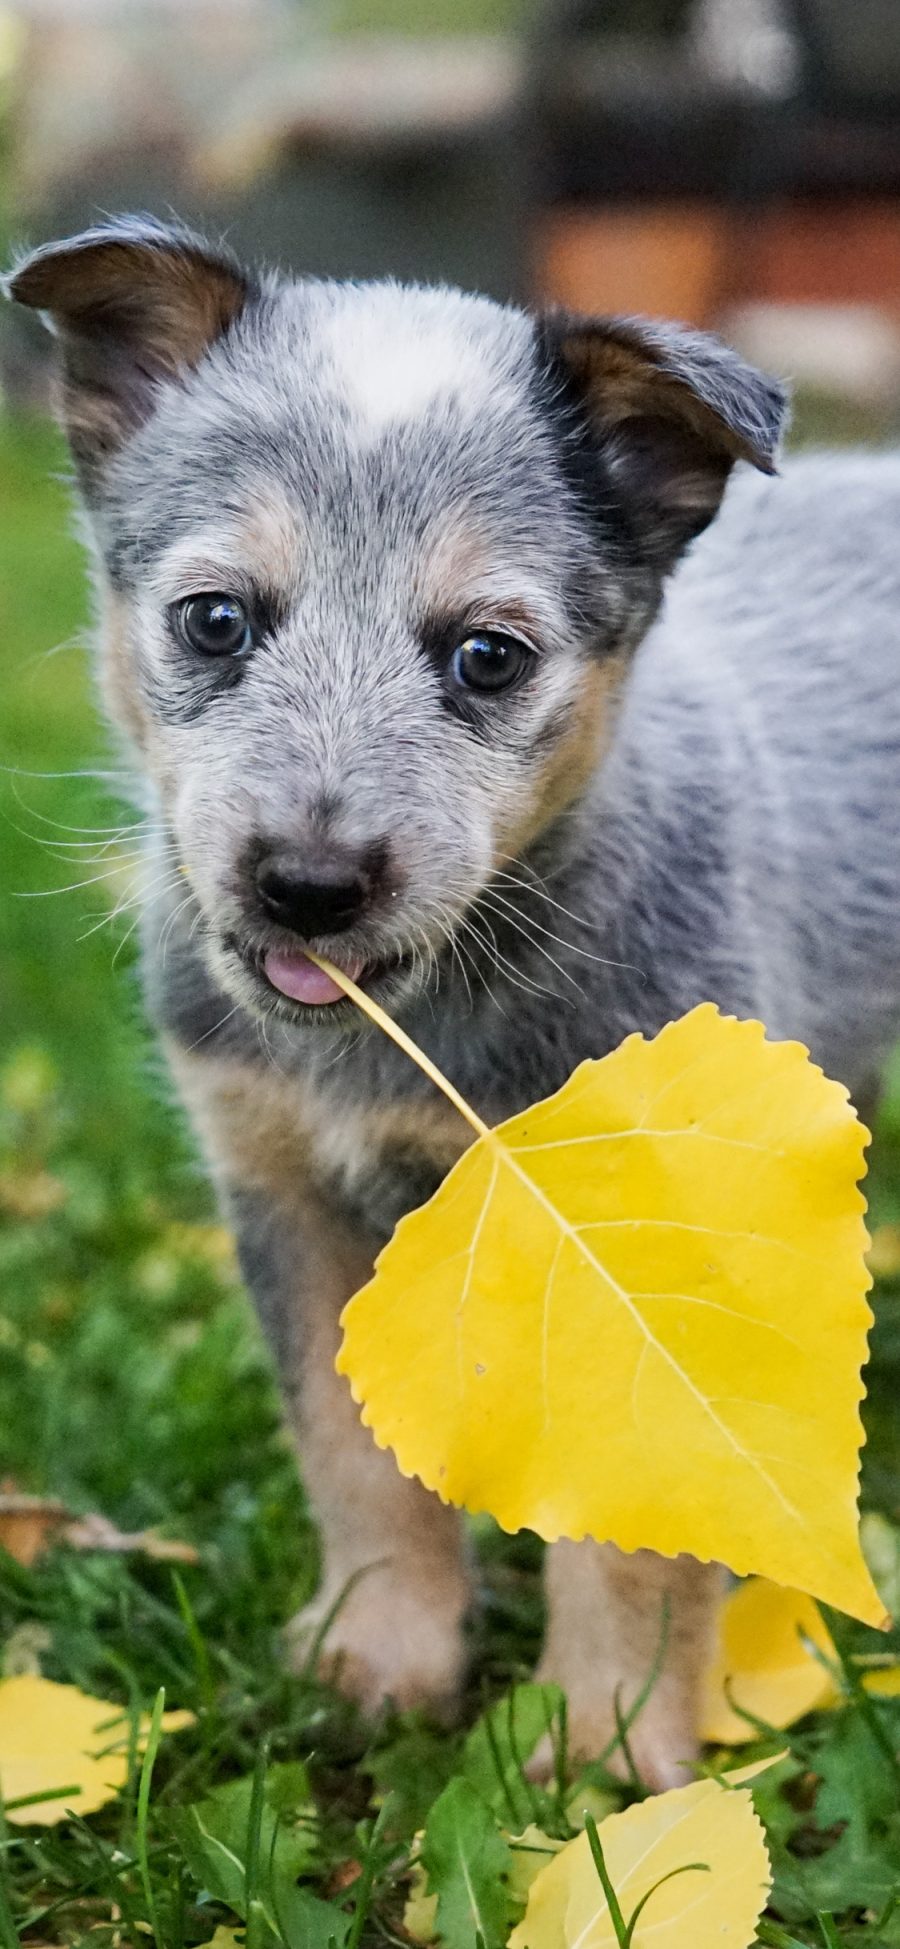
[623,452,900,1084]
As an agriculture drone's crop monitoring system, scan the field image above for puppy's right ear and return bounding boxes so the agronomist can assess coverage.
[6,217,255,490]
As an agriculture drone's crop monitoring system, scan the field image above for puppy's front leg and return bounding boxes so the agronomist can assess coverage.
[238,1186,472,1720]
[535,1541,722,1790]
[170,1045,472,1719]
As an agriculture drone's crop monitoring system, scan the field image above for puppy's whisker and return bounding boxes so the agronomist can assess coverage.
[429,901,473,1008]
[489,868,645,978]
[493,853,591,908]
[76,866,187,942]
[158,890,199,966]
[20,823,171,855]
[258,1012,290,1082]
[111,908,148,972]
[427,877,576,1004]
[484,886,626,976]
[454,906,553,1005]
[492,860,606,931]
[0,763,133,786]
[18,864,146,900]
[11,821,153,851]
[423,889,508,1008]
[477,894,584,998]
[183,1000,245,1056]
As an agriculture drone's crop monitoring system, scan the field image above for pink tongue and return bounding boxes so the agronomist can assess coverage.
[264,949,364,1007]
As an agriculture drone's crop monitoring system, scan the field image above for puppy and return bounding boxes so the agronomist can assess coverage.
[11,220,900,1788]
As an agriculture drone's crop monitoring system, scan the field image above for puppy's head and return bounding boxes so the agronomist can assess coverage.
[9,218,785,1023]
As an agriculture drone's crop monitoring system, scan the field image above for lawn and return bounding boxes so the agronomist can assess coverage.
[3,409,900,1945]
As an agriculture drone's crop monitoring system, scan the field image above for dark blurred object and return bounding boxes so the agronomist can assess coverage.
[1,1,526,412]
[193,34,526,295]
[5,2,525,297]
[532,0,900,335]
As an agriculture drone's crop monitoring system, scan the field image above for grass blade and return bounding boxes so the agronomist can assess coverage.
[136,1686,166,1949]
[583,1812,629,1949]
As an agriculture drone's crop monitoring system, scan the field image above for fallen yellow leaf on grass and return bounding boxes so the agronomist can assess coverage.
[0,1675,193,1824]
[333,998,881,1624]
[702,1578,900,1743]
[702,1580,836,1744]
[509,1773,770,1949]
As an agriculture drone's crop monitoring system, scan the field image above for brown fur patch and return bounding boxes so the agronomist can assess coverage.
[167,1040,469,1219]
[234,487,304,595]
[416,516,569,651]
[12,232,249,477]
[495,652,629,863]
[13,235,247,378]
[166,1042,313,1209]
[556,323,748,464]
[96,586,152,754]
[415,514,492,616]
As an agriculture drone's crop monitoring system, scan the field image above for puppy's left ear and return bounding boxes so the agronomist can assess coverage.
[538,310,788,572]
[6,216,255,492]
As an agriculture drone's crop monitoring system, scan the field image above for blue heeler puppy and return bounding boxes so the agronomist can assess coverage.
[10,219,900,1788]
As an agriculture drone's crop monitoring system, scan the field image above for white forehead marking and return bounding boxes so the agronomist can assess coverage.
[321,291,507,436]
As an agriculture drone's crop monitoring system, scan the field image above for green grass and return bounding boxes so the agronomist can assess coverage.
[3,411,900,1944]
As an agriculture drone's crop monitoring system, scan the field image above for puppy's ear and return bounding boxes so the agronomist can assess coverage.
[538,310,788,571]
[6,217,254,490]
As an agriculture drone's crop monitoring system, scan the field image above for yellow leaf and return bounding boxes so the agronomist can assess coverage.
[0,1675,193,1825]
[702,1580,837,1745]
[509,1775,770,1949]
[335,999,881,1624]
[863,1664,900,1697]
[509,1823,567,1902]
[403,1864,438,1945]
[720,1752,788,1785]
[867,1223,900,1279]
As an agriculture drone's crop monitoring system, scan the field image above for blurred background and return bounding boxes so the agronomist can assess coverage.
[4,0,900,1745]
[6,0,900,426]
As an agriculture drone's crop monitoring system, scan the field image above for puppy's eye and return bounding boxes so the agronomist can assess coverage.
[451,632,531,694]
[176,593,253,658]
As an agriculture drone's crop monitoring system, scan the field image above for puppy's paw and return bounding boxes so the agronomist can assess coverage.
[528,1663,697,1794]
[285,1571,469,1721]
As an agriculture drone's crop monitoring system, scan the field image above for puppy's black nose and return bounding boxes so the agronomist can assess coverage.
[255,851,369,938]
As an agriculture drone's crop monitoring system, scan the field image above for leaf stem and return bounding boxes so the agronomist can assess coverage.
[307,957,490,1139]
